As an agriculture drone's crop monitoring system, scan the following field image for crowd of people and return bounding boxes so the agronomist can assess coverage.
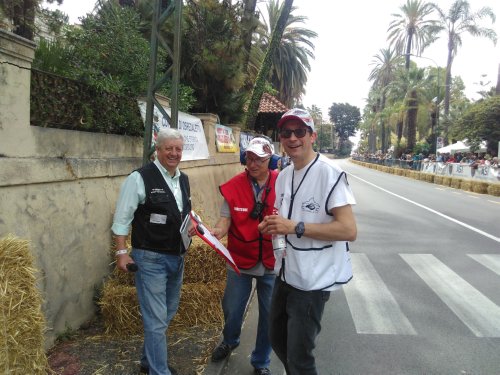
[112,108,357,375]
[352,150,499,171]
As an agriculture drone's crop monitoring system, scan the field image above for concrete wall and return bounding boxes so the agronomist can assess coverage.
[0,29,244,348]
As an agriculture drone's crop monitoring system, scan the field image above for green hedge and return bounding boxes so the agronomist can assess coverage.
[30,69,143,136]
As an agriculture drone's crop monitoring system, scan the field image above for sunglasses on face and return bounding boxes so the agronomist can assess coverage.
[279,128,310,138]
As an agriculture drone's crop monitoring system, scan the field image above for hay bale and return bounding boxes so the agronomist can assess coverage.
[434,176,443,185]
[0,235,49,375]
[425,174,434,183]
[100,236,228,336]
[460,179,473,192]
[184,237,226,284]
[487,183,500,196]
[99,279,226,336]
[170,281,226,332]
[441,176,452,187]
[450,178,461,189]
[471,181,489,194]
[99,280,142,336]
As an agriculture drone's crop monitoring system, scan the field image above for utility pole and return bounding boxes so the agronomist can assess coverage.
[143,0,183,165]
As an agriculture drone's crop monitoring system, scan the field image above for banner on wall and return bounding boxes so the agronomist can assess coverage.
[239,132,254,151]
[215,124,238,153]
[137,101,209,160]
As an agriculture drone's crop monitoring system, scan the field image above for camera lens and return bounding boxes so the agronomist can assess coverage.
[250,202,264,219]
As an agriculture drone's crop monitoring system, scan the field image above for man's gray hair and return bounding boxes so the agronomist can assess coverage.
[155,128,184,147]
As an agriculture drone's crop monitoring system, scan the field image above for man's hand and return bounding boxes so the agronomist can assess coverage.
[116,254,134,272]
[258,215,293,235]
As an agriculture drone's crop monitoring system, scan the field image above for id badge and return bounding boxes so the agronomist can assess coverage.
[150,213,167,224]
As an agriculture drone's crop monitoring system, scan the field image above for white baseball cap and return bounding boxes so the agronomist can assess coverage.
[245,136,274,158]
[277,108,315,132]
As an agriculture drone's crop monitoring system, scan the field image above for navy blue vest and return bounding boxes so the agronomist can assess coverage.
[131,163,191,254]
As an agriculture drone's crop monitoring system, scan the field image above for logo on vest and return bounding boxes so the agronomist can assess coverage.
[151,188,166,194]
[301,197,320,213]
[234,207,248,212]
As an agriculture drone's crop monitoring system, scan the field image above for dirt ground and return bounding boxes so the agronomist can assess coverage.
[47,317,221,375]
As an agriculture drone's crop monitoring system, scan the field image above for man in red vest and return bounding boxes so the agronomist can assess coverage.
[210,136,278,375]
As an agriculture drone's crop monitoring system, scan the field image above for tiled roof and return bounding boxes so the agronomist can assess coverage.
[258,93,288,113]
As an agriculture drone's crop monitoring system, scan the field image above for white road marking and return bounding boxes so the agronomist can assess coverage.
[348,174,500,243]
[344,253,417,335]
[401,254,500,337]
[468,254,500,276]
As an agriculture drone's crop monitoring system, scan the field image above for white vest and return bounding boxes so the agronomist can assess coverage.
[275,154,355,291]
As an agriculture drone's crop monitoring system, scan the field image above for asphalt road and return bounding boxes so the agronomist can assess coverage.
[206,159,500,375]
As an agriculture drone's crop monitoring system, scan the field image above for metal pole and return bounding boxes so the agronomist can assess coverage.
[143,0,160,165]
[170,0,182,129]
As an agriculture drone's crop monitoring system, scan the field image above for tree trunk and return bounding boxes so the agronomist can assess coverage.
[244,0,293,130]
[241,0,258,72]
[406,90,418,152]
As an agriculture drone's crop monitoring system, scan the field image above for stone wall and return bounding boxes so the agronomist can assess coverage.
[0,29,244,348]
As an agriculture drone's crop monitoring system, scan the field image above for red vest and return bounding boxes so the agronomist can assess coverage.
[219,170,278,270]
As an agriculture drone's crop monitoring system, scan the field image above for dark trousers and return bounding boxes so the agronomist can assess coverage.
[269,277,330,375]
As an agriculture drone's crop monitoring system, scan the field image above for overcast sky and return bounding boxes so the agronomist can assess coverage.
[49,0,500,122]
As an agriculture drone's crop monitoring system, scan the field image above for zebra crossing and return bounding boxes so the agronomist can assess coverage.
[344,253,500,338]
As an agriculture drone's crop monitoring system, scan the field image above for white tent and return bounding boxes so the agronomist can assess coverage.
[437,140,487,154]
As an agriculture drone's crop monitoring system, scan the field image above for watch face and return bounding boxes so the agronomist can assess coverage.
[296,221,305,237]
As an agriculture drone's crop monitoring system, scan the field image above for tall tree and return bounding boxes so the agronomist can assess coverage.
[255,0,317,107]
[328,102,361,155]
[245,0,293,130]
[368,48,400,152]
[241,0,258,72]
[178,0,248,122]
[389,65,433,152]
[452,95,500,156]
[430,0,497,138]
[387,0,438,70]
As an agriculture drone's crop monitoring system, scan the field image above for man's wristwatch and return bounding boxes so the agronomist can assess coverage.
[295,221,305,238]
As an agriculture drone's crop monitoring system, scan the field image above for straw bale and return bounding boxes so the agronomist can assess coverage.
[110,264,136,286]
[184,237,227,284]
[460,179,473,192]
[441,176,452,187]
[487,183,500,196]
[471,181,489,194]
[170,281,225,332]
[433,176,443,185]
[450,177,461,189]
[98,280,142,336]
[98,279,225,336]
[0,235,49,375]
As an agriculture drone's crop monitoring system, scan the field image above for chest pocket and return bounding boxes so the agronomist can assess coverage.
[149,193,170,204]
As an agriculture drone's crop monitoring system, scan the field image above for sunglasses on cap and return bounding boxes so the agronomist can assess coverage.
[279,128,310,139]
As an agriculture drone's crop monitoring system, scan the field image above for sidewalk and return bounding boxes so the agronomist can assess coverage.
[203,287,285,375]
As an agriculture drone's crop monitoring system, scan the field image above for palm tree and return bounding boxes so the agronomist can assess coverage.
[430,0,497,138]
[256,0,317,107]
[387,0,438,70]
[389,65,433,151]
[244,0,294,130]
[368,48,400,152]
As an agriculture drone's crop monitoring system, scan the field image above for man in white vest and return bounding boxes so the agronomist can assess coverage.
[258,108,357,375]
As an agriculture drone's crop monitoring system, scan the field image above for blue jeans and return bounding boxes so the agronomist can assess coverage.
[131,249,184,375]
[269,278,330,375]
[222,269,275,369]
